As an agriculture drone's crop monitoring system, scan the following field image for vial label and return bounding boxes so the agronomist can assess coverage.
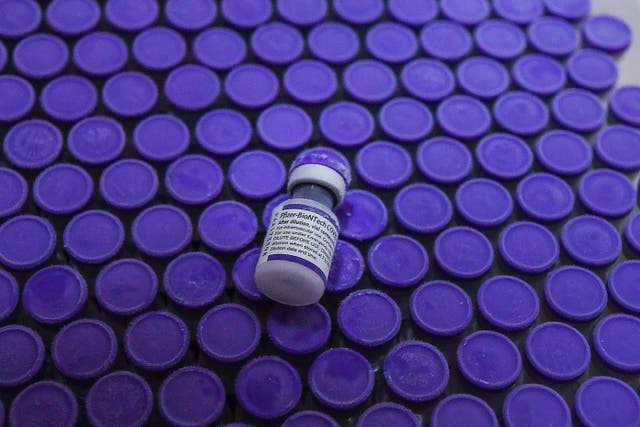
[259,199,339,281]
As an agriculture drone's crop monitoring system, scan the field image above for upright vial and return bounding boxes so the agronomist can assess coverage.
[256,147,351,306]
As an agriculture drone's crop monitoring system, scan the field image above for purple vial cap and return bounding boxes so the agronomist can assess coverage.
[308,22,359,64]
[165,0,217,31]
[0,325,44,387]
[336,190,387,242]
[125,311,189,371]
[327,240,365,293]
[388,0,438,27]
[478,276,539,331]
[394,183,452,235]
[277,0,327,26]
[0,167,28,218]
[401,59,454,103]
[338,289,401,346]
[13,33,68,79]
[552,89,606,134]
[285,60,337,105]
[512,54,567,96]
[535,130,592,176]
[359,403,420,427]
[613,259,640,313]
[0,0,41,38]
[165,64,219,111]
[627,213,640,254]
[433,395,497,427]
[503,384,571,427]
[517,173,574,222]
[284,411,338,427]
[568,49,618,92]
[576,376,640,427]
[133,205,192,258]
[0,76,34,122]
[197,109,251,156]
[0,270,18,322]
[52,319,117,380]
[562,215,621,267]
[103,72,158,117]
[594,314,640,372]
[198,303,260,363]
[545,265,607,322]
[441,0,490,25]
[0,41,6,70]
[135,114,189,162]
[526,322,590,381]
[160,367,225,426]
[46,0,100,35]
[379,97,433,144]
[73,32,128,77]
[105,0,158,31]
[583,14,632,53]
[356,141,411,189]
[528,17,579,57]
[41,75,96,122]
[385,341,449,402]
[236,356,301,419]
[10,382,77,427]
[544,0,590,21]
[579,169,635,218]
[251,22,303,65]
[333,0,383,25]
[291,146,352,190]
[494,91,549,137]
[199,201,257,252]
[610,86,640,127]
[596,125,640,171]
[437,95,491,140]
[310,348,373,409]
[164,252,225,309]
[263,194,290,228]
[34,163,93,215]
[411,280,472,336]
[233,248,264,301]
[193,27,246,70]
[368,234,428,288]
[320,102,374,148]
[268,303,331,354]
[23,265,87,324]
[456,178,513,227]
[166,155,223,205]
[458,331,521,390]
[68,116,125,165]
[225,64,278,109]
[258,104,312,151]
[100,159,159,210]
[474,19,526,61]
[499,221,559,274]
[420,20,472,62]
[416,136,473,184]
[435,226,494,279]
[229,150,285,200]
[343,60,397,104]
[221,0,272,28]
[476,133,532,181]
[494,0,542,24]
[86,371,153,427]
[366,22,417,64]
[132,26,185,71]
[64,210,124,264]
[0,215,55,270]
[95,259,158,316]
[457,56,509,100]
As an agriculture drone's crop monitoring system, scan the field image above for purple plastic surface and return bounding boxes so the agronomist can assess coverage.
[437,95,491,140]
[132,205,192,258]
[73,32,128,76]
[132,26,186,71]
[251,22,303,65]
[0,76,35,122]
[416,137,473,184]
[0,270,18,322]
[499,221,559,274]
[355,141,411,189]
[336,190,387,241]
[0,0,41,38]
[258,104,312,151]
[103,72,158,117]
[34,163,92,215]
[528,17,579,57]
[41,75,96,122]
[327,240,365,293]
[379,97,433,144]
[0,167,28,219]
[575,376,640,427]
[193,27,246,70]
[474,19,527,61]
[358,403,419,427]
[394,183,452,234]
[516,173,574,222]
[478,276,539,331]
[544,0,590,21]
[333,0,383,25]
[366,22,417,64]
[100,159,159,210]
[593,314,640,372]
[0,215,56,270]
[563,215,621,267]
[13,33,69,79]
[494,0,542,24]
[199,201,257,252]
[435,226,494,279]
[320,102,374,148]
[609,260,640,313]
[105,0,158,31]
[526,322,590,380]
[388,0,438,27]
[0,41,6,70]
[165,0,217,31]
[229,150,285,200]
[411,280,472,336]
[494,91,549,137]
[457,56,509,100]
[610,86,640,127]
[503,384,571,427]
[197,109,252,156]
[420,20,472,62]
[343,60,396,104]
[512,54,567,96]
[284,411,338,427]
[221,0,272,28]
[338,289,401,346]
[165,155,223,205]
[456,178,513,227]
[579,169,635,218]
[583,14,632,53]
[198,303,260,363]
[9,381,78,427]
[476,133,532,181]
[596,125,640,171]
[552,89,606,133]
[225,64,279,109]
[68,116,125,165]
[232,248,264,301]
[545,266,607,322]
[268,303,331,354]
[0,325,44,387]
[285,60,337,104]
[432,395,498,427]
[441,0,490,25]
[401,58,454,102]
[277,0,327,26]
[567,49,618,92]
[165,65,219,111]
[64,210,124,264]
[86,371,153,427]
[164,252,225,309]
[308,22,360,64]
[368,234,428,288]
[95,259,158,316]
[627,213,640,254]
[535,130,592,176]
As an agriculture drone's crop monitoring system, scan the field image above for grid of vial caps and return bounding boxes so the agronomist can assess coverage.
[0,0,640,426]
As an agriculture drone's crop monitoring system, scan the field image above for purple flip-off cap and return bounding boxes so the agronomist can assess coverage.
[41,75,97,122]
[284,411,338,427]
[401,59,454,103]
[576,377,640,427]
[308,22,360,64]
[229,150,285,200]
[441,0,490,25]
[494,91,549,137]
[0,0,41,38]
[552,89,606,134]
[86,371,153,427]
[563,215,621,267]
[285,60,337,104]
[433,395,498,427]
[545,266,607,322]
[420,20,472,62]
[164,252,225,309]
[96,259,158,316]
[594,314,640,372]
[503,384,571,427]
[536,130,592,176]
[437,95,491,140]
[366,22,418,64]
[46,0,99,35]
[610,86,640,127]
[290,146,352,193]
[478,276,539,331]
[23,265,87,324]
[0,270,18,322]
[258,104,312,151]
[528,17,579,57]
[0,215,55,270]
[103,72,158,117]
[225,63,279,109]
[457,330,521,390]
[583,14,632,53]
[0,168,28,219]
[596,126,640,171]
[494,0,542,24]
[499,222,559,274]
[198,303,260,363]
[384,341,449,402]
[579,169,635,218]
[64,210,124,264]
[34,163,93,215]
[512,54,566,97]
[356,141,412,189]
[251,22,303,65]
[165,0,217,31]
[68,116,125,165]
[199,201,257,252]
[628,213,640,254]
[457,56,509,100]
[105,0,158,31]
[310,347,373,410]
[416,137,473,184]
[435,226,494,279]
[327,240,365,293]
[568,50,618,92]
[476,133,532,181]
[236,358,299,419]
[73,32,128,77]
[13,33,68,79]
[133,205,192,258]
[165,65,220,111]
[456,178,513,227]
[359,403,420,427]
[135,114,189,162]
[474,20,526,61]
[338,289,401,346]
[526,322,590,380]
[194,27,246,70]
[263,194,290,228]
[333,0,383,25]
[379,97,433,144]
[544,0,590,21]
[221,0,272,28]
[233,248,264,301]
[10,381,78,427]
[52,319,117,380]
[277,0,327,26]
[388,0,438,27]
[368,234,428,288]
[268,303,331,354]
[100,159,159,210]
[320,102,374,148]
[166,155,223,205]
[197,109,251,156]
[411,280,472,336]
[343,60,397,104]
[0,325,44,387]
[611,260,640,313]
[0,76,35,122]
[132,26,185,71]
[394,183,452,234]
[517,173,574,222]
[334,193,384,239]
[125,311,189,371]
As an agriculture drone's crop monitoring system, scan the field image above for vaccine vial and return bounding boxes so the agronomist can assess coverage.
[256,147,352,306]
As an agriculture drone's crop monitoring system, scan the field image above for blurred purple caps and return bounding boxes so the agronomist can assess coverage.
[567,49,618,92]
[579,169,635,218]
[379,97,433,144]
[73,32,128,77]
[562,215,621,267]
[478,276,539,331]
[198,201,257,252]
[225,63,279,109]
[627,213,640,255]
[268,303,331,354]
[308,21,360,64]
[132,26,186,71]
[320,102,374,148]
[10,381,78,427]
[512,54,566,97]
[327,240,364,293]
[163,252,225,309]
[105,0,158,31]
[503,384,571,427]
[583,14,632,53]
[0,167,28,219]
[343,60,397,104]
[64,210,124,264]
[437,95,491,140]
[0,325,44,387]
[420,20,472,62]
[338,289,401,346]
[0,215,55,270]
[103,72,158,117]
[221,0,272,28]
[356,141,411,189]
[86,371,153,427]
[165,65,219,111]
[609,260,640,313]
[528,17,579,57]
[13,33,68,79]
[96,259,158,316]
[494,0,542,24]
[135,114,189,162]
[545,265,607,322]
[394,183,451,234]
[100,159,159,210]
[290,146,352,186]
[441,0,490,26]
[388,0,438,27]
[68,116,125,165]
[494,91,549,137]
[0,270,18,322]
[552,89,606,134]
[359,403,420,427]
[251,22,303,65]
[277,0,327,26]
[499,221,559,274]
[229,150,285,200]
[198,303,260,363]
[456,178,513,227]
[411,280,472,336]
[516,173,574,222]
[0,76,35,122]
[336,190,387,241]
[595,125,640,171]
[594,314,640,373]
[284,411,339,427]
[165,155,223,205]
[41,75,97,122]
[457,56,510,100]
[544,0,590,21]
[366,22,417,64]
[476,133,532,181]
[333,0,383,25]
[197,109,252,156]
[535,130,592,176]
[258,104,312,151]
[432,395,498,427]
[575,376,640,427]
[193,27,247,70]
[232,247,264,301]
[435,226,494,279]
[133,205,192,258]
[416,136,473,184]
[165,0,217,31]
[401,58,454,103]
[0,0,41,38]
[474,20,527,61]
[285,60,337,104]
[369,234,428,288]
[610,86,640,128]
[34,164,93,217]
